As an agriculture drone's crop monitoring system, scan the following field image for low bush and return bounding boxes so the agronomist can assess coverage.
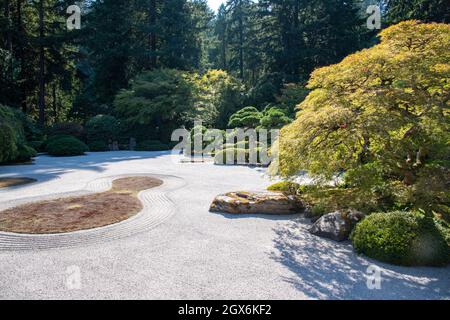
[214,147,264,165]
[0,104,37,163]
[351,211,450,266]
[48,122,84,139]
[85,115,119,144]
[0,123,18,163]
[16,144,37,162]
[28,140,44,153]
[267,181,301,195]
[135,140,170,151]
[46,136,89,157]
[88,140,109,152]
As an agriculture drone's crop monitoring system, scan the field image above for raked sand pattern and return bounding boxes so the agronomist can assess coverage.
[0,151,448,300]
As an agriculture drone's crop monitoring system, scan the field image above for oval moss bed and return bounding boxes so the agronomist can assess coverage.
[0,176,162,234]
[0,177,37,189]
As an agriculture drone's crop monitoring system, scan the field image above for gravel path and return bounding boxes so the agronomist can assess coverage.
[0,151,448,300]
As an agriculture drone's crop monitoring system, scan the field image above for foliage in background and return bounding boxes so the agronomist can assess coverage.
[0,104,37,163]
[46,135,88,156]
[85,115,120,145]
[190,70,245,128]
[114,69,194,143]
[228,106,262,128]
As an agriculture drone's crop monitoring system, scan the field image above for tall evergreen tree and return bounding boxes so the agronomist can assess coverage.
[383,0,450,24]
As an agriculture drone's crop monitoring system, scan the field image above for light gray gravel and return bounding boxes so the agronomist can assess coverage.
[0,151,448,300]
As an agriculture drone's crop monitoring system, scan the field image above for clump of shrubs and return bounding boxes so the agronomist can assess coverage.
[88,141,109,152]
[267,181,301,194]
[85,115,119,146]
[0,104,37,163]
[16,144,37,162]
[46,136,89,156]
[47,122,84,139]
[351,211,450,266]
[213,147,264,165]
[135,140,170,151]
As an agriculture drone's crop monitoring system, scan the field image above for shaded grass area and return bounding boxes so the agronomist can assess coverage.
[0,177,37,189]
[0,176,162,234]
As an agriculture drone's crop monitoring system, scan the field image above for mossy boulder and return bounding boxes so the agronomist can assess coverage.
[210,191,304,215]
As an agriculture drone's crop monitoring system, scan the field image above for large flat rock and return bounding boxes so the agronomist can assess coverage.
[209,191,303,215]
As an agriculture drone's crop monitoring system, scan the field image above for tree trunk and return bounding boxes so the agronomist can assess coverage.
[238,0,244,80]
[149,0,157,69]
[16,0,27,113]
[238,11,244,80]
[221,25,227,70]
[38,0,45,126]
[52,82,57,123]
[5,0,13,82]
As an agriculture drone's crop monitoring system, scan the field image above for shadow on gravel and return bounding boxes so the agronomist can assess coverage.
[213,212,302,221]
[0,151,169,187]
[270,218,450,300]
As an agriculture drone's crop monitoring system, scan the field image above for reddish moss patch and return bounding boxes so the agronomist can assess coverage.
[0,177,36,189]
[0,176,162,234]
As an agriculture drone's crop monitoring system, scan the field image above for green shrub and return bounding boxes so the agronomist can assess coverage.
[0,123,18,163]
[28,140,44,152]
[351,211,450,266]
[88,140,109,152]
[235,140,264,149]
[311,201,329,217]
[16,144,37,162]
[267,181,301,194]
[85,115,119,144]
[0,104,37,163]
[135,140,170,151]
[43,135,74,152]
[228,106,263,129]
[46,136,89,157]
[48,122,84,139]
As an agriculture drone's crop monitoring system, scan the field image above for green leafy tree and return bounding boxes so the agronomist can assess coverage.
[191,69,245,128]
[277,21,450,214]
[114,69,194,142]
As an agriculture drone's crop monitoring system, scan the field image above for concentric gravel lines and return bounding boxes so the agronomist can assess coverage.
[0,173,186,251]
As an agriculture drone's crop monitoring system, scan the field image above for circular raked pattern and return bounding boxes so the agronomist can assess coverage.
[0,173,185,251]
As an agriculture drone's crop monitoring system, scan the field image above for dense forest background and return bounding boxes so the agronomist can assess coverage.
[0,0,449,138]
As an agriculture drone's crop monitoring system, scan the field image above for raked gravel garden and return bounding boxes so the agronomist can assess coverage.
[0,151,448,300]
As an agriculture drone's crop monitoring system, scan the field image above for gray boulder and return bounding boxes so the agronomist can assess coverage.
[309,209,365,241]
[210,191,304,215]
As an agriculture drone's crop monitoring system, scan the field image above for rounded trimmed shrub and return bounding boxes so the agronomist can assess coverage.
[85,115,119,144]
[48,122,84,139]
[135,140,170,151]
[88,140,109,152]
[351,211,450,266]
[214,148,248,165]
[46,136,89,157]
